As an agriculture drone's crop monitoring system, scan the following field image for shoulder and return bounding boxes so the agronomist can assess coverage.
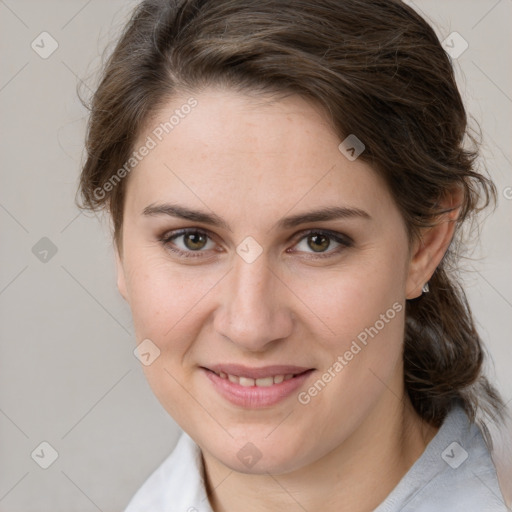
[376,404,509,512]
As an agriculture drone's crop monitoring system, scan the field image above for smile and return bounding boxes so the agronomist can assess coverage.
[201,365,315,408]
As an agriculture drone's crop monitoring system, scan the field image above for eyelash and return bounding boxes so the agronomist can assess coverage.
[158,228,353,260]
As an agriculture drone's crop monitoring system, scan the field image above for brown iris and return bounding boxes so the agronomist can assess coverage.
[183,232,208,250]
[307,233,330,252]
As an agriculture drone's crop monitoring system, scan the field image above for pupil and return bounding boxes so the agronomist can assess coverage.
[308,234,330,252]
[185,232,207,250]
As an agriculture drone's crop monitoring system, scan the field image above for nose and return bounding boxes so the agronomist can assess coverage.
[213,253,293,352]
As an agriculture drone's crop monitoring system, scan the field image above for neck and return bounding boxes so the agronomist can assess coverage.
[202,392,439,512]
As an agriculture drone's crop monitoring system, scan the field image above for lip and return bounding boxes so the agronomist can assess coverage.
[201,365,315,408]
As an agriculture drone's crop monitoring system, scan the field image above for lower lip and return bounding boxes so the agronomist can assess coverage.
[202,368,314,408]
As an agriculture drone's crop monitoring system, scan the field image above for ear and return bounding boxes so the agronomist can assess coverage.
[114,243,128,302]
[405,188,463,299]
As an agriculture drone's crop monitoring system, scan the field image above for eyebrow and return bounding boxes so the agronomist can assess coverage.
[142,203,371,231]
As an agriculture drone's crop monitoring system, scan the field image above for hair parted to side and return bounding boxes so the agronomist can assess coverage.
[78,0,505,433]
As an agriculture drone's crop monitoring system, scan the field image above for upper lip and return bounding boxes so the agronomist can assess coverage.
[203,364,313,379]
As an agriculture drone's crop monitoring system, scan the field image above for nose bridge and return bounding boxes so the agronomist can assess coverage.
[215,254,290,350]
[234,255,271,309]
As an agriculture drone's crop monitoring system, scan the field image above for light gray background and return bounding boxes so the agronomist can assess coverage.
[0,1,511,511]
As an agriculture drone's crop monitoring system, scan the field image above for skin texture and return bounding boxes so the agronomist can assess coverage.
[115,88,460,511]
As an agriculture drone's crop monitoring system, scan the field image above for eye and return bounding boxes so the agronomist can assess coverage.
[159,227,353,260]
[292,230,352,257]
[160,228,217,257]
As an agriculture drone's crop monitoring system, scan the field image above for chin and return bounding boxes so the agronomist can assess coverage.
[202,429,315,475]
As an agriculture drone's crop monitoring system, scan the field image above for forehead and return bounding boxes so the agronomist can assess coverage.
[124,88,394,224]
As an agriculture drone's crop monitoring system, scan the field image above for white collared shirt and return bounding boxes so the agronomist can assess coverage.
[124,404,508,511]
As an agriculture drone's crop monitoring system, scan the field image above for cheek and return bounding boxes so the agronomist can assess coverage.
[125,260,216,342]
[291,245,407,409]
[295,250,407,345]
[122,252,219,417]
[295,272,406,446]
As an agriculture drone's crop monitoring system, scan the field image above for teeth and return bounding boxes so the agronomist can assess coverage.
[255,376,274,387]
[215,372,297,386]
[239,376,255,387]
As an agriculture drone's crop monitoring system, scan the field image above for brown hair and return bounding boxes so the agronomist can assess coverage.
[78,0,505,431]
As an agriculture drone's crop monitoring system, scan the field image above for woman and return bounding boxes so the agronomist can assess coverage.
[78,0,510,510]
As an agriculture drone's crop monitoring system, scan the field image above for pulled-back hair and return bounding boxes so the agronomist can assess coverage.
[78,0,505,432]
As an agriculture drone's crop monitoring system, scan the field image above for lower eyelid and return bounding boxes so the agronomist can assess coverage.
[290,241,349,258]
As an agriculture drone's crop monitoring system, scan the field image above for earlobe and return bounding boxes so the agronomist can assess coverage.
[405,189,463,299]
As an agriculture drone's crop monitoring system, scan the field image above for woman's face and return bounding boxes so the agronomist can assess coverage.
[116,88,424,474]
